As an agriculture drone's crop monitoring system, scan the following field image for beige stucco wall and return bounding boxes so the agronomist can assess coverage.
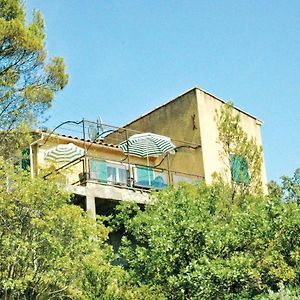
[196,88,267,187]
[122,89,205,179]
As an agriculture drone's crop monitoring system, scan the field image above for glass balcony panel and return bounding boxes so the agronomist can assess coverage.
[107,166,117,182]
[89,159,107,183]
[134,166,154,188]
[118,168,127,184]
[152,170,168,189]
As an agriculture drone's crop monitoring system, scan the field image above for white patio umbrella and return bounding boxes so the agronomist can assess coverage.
[119,133,176,186]
[119,132,176,158]
[45,143,84,163]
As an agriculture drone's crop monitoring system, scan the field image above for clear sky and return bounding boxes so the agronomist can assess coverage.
[26,0,300,181]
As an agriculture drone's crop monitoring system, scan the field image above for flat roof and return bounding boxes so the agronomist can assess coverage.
[122,86,263,128]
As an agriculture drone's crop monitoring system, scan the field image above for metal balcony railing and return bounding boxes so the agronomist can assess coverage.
[44,154,204,191]
[41,119,204,191]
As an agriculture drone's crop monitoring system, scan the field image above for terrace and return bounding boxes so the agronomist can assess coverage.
[32,120,204,216]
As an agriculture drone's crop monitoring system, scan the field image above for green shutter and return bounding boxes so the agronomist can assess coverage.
[136,166,154,187]
[90,160,107,183]
[230,154,250,184]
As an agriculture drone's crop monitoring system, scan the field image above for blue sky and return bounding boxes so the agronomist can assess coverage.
[26,0,300,181]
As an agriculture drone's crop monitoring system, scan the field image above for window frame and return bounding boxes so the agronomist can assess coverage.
[89,159,128,185]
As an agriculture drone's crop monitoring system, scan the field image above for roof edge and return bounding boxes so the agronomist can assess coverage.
[122,87,198,128]
[122,86,263,127]
[195,86,263,124]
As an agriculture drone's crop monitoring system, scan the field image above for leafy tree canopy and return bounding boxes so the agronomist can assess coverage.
[0,0,68,160]
[268,168,300,205]
[111,182,300,299]
[0,159,163,299]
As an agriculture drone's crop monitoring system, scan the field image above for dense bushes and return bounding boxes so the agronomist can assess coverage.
[0,161,161,299]
[110,181,300,299]
[1,157,300,299]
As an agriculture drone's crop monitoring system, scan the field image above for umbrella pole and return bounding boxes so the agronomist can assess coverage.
[146,140,151,186]
[147,154,151,186]
[125,130,131,187]
[167,153,171,185]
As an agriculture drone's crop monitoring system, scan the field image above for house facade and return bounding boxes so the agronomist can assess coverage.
[119,87,267,186]
[30,87,267,218]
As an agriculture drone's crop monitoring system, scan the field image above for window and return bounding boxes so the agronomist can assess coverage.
[107,163,127,184]
[89,159,127,185]
[89,159,107,183]
[229,154,250,184]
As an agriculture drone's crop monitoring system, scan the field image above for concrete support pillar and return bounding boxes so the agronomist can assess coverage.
[86,195,96,219]
[85,182,96,219]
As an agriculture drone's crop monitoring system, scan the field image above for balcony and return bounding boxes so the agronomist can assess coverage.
[44,154,203,202]
[34,120,204,212]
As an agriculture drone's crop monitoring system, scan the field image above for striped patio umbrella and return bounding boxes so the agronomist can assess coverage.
[45,143,84,163]
[119,133,176,158]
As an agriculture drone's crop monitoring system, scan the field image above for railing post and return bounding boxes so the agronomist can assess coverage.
[82,118,88,179]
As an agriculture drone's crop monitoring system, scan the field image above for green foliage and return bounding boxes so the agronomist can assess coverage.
[0,122,31,162]
[0,160,162,299]
[215,103,263,198]
[0,0,68,160]
[268,169,300,205]
[111,182,300,299]
[281,169,300,204]
[257,282,300,300]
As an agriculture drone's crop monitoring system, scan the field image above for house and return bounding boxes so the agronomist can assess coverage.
[30,87,267,218]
